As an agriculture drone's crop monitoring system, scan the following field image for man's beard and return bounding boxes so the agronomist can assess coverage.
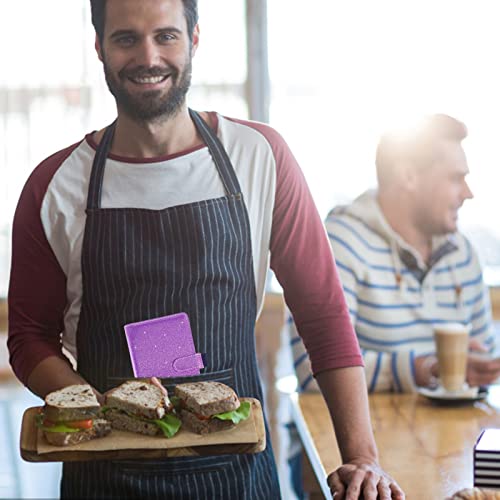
[103,57,192,122]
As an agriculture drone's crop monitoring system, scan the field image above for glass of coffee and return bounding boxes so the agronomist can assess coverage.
[433,322,470,393]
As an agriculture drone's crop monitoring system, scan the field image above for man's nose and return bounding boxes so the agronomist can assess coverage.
[135,39,162,66]
[463,179,474,200]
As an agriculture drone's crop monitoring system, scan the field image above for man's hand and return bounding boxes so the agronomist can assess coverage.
[466,353,500,387]
[315,367,406,499]
[327,460,405,499]
[414,354,439,387]
[27,355,93,400]
[415,339,500,389]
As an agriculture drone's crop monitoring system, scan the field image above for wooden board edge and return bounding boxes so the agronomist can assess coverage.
[250,398,266,453]
[20,406,40,459]
[20,398,266,462]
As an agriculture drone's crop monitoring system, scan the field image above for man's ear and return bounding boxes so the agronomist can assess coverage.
[191,24,200,57]
[398,162,419,193]
[95,34,104,62]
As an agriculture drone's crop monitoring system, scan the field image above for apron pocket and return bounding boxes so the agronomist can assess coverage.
[107,367,235,393]
[113,456,232,475]
[159,367,235,393]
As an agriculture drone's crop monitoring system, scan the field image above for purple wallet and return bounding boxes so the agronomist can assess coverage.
[124,312,204,378]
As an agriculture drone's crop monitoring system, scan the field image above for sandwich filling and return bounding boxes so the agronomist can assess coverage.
[172,381,252,434]
[104,380,182,438]
[102,406,181,438]
[36,413,95,433]
[211,401,251,423]
[174,397,251,424]
[36,383,105,437]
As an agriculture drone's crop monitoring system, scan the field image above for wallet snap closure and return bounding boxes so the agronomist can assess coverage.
[172,353,205,372]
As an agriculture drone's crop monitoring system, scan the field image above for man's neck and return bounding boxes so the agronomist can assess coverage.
[95,107,205,159]
[377,192,433,264]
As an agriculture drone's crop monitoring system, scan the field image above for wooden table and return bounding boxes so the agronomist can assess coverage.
[290,388,500,499]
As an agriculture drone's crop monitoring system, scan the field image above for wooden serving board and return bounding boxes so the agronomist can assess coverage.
[20,397,265,462]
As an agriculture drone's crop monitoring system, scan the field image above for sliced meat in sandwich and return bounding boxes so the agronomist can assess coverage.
[174,381,251,435]
[104,379,181,438]
[36,384,111,446]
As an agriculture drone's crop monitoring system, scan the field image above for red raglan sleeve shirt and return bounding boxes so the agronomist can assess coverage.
[7,144,79,384]
[256,123,363,375]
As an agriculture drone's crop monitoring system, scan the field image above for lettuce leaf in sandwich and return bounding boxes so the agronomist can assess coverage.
[213,401,251,424]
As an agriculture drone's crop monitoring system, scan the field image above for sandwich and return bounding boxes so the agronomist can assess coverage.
[174,381,251,435]
[36,384,111,446]
[104,379,181,438]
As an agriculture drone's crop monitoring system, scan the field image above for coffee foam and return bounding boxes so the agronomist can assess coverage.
[434,323,470,335]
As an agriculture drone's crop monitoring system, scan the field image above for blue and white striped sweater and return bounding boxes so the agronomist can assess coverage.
[290,190,494,393]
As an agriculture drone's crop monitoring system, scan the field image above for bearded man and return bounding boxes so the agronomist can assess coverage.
[8,1,404,498]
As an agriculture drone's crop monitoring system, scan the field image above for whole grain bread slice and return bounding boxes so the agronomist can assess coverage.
[105,380,172,420]
[43,418,111,446]
[174,381,240,417]
[44,384,101,422]
[179,409,235,435]
[105,409,160,436]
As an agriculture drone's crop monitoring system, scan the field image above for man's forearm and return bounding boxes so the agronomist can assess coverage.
[26,355,92,400]
[315,366,378,464]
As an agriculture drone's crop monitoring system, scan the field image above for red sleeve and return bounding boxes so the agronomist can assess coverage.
[7,142,81,385]
[230,119,363,374]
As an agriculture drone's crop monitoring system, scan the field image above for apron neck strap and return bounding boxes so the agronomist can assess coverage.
[87,110,242,210]
[87,121,116,210]
[188,109,242,196]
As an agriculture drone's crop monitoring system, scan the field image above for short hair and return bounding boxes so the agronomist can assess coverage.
[375,114,468,187]
[90,0,199,44]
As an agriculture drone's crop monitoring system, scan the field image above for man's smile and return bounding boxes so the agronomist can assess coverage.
[128,75,169,85]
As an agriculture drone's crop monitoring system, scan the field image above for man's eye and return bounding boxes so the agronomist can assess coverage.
[116,36,136,46]
[157,33,175,43]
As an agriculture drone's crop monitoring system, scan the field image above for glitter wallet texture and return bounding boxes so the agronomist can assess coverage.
[124,312,205,378]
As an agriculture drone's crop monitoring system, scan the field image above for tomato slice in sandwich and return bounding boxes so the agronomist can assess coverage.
[42,418,56,428]
[43,418,93,430]
[65,419,93,430]
[192,412,211,421]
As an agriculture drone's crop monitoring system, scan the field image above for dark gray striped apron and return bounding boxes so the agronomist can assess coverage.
[61,110,281,499]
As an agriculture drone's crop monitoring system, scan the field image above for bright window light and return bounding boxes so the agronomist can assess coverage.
[268,0,500,281]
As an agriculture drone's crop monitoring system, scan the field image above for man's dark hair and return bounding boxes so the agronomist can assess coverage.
[376,114,468,187]
[90,0,199,44]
